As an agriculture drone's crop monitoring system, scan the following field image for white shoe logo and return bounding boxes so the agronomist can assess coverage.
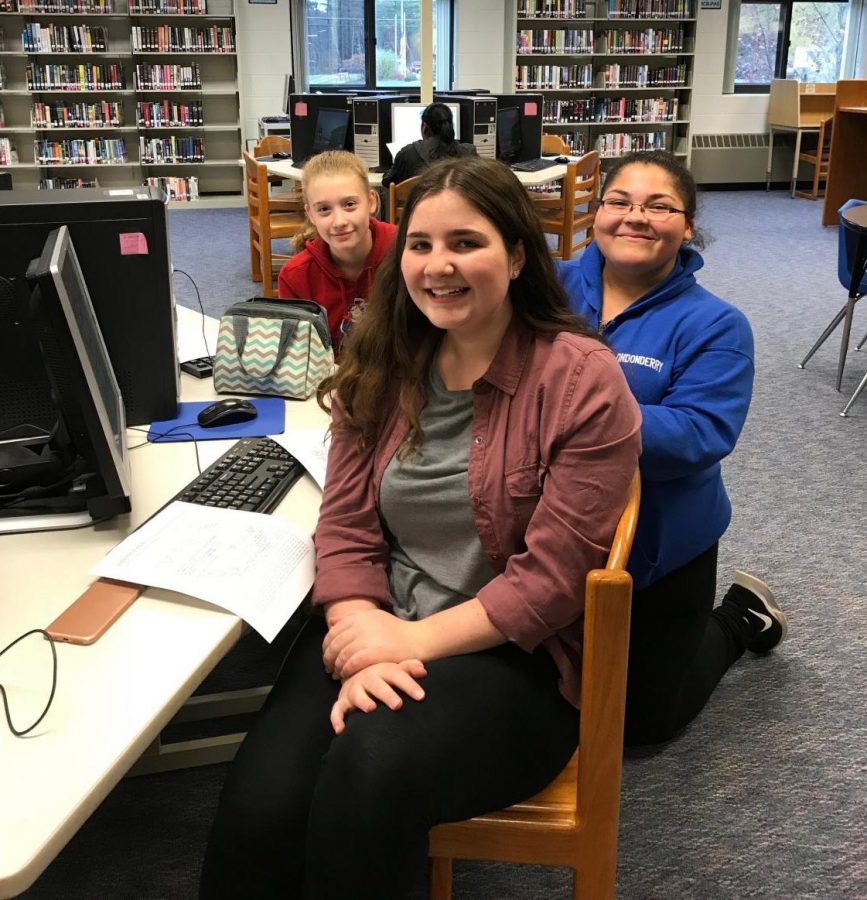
[747,608,773,633]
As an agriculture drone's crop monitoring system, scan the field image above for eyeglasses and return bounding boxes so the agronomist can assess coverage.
[0,629,58,737]
[597,198,687,221]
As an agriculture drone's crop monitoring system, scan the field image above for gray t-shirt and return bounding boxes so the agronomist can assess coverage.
[379,365,496,620]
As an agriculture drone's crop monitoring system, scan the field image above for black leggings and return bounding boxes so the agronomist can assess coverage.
[200,615,579,900]
[624,543,750,746]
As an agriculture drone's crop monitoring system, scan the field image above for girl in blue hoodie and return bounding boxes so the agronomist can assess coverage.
[560,151,788,745]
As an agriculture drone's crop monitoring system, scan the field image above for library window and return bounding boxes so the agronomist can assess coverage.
[301,0,451,90]
[731,0,848,92]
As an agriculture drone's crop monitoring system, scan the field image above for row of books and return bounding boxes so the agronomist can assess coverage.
[139,134,203,161]
[21,23,108,53]
[0,0,113,11]
[0,136,14,164]
[517,0,587,17]
[597,27,686,52]
[134,62,201,89]
[26,62,126,89]
[32,98,123,126]
[145,174,199,199]
[34,136,127,163]
[516,64,594,90]
[606,0,693,17]
[130,0,209,13]
[137,98,203,126]
[40,175,100,187]
[130,25,234,53]
[517,30,594,54]
[599,62,687,86]
[595,130,666,155]
[543,95,679,122]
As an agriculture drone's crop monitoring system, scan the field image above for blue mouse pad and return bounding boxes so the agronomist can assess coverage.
[146,398,286,443]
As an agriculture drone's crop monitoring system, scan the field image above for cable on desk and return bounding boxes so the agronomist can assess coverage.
[0,629,58,737]
[128,424,202,476]
[172,268,211,361]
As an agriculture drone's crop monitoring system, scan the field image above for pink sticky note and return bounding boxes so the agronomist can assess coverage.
[524,102,538,117]
[119,232,149,255]
[294,101,308,117]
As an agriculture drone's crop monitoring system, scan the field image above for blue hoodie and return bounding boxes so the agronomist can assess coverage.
[559,243,754,589]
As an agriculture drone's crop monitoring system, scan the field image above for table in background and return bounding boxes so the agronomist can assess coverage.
[0,307,328,899]
[822,80,867,226]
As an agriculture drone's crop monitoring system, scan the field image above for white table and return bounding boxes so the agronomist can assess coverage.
[266,158,570,189]
[0,307,329,898]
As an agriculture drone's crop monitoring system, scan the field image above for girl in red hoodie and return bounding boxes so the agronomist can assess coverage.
[277,150,397,350]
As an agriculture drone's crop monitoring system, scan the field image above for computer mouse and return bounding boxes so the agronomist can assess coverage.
[197,398,258,428]
[554,156,570,164]
[272,151,291,160]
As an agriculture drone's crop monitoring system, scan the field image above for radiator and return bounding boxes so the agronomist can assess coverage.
[690,132,796,185]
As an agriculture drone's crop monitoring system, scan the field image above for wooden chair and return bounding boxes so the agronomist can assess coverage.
[542,132,570,155]
[532,150,600,260]
[252,134,292,158]
[795,116,833,201]
[388,175,421,225]
[428,469,641,900]
[243,150,306,296]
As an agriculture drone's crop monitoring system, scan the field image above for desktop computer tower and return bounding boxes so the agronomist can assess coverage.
[436,95,498,159]
[289,93,355,166]
[489,93,544,163]
[351,95,418,170]
[0,187,179,427]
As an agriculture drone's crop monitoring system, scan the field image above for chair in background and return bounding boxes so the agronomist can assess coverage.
[428,470,641,900]
[532,150,600,260]
[542,132,570,155]
[252,135,292,158]
[243,151,306,296]
[388,175,421,226]
[799,198,867,391]
[794,116,832,201]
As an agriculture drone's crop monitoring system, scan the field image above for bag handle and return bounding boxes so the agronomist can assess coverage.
[233,317,299,378]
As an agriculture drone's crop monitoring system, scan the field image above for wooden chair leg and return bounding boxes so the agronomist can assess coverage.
[249,226,262,282]
[260,235,275,298]
[428,857,453,900]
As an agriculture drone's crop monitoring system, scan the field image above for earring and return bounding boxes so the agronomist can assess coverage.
[511,268,521,280]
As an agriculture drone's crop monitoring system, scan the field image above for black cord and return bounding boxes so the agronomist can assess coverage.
[172,268,211,360]
[128,424,202,476]
[0,629,58,737]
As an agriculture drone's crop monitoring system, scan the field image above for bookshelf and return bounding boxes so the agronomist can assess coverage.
[512,0,694,165]
[0,0,242,202]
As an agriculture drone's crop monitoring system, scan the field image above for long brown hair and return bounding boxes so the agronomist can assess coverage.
[318,155,593,452]
[291,150,374,251]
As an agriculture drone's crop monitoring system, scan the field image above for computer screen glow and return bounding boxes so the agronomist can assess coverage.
[390,103,461,154]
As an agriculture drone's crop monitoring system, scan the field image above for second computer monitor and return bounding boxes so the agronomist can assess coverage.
[289,94,355,165]
[390,102,461,156]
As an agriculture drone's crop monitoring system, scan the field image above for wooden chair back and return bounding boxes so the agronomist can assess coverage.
[252,134,292,158]
[428,469,641,900]
[795,116,833,201]
[541,132,570,155]
[243,150,305,296]
[532,150,600,260]
[388,175,421,225]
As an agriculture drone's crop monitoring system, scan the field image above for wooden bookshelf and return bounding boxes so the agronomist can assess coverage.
[822,80,867,226]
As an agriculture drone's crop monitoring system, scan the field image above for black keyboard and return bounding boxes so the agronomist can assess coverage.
[511,158,562,173]
[173,437,303,514]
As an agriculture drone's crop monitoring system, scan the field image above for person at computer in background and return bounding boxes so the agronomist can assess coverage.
[277,150,397,350]
[558,150,788,748]
[200,155,641,900]
[381,101,477,188]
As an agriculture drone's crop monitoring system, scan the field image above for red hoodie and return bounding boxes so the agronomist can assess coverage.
[277,217,397,350]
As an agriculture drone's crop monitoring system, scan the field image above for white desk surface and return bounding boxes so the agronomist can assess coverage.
[0,307,329,899]
[266,158,570,189]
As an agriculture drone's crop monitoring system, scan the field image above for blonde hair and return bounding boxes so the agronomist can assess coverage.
[292,150,374,251]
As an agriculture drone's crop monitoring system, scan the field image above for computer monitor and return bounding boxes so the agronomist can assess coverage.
[282,73,295,116]
[0,226,131,531]
[310,107,351,155]
[390,102,461,155]
[496,106,523,164]
[0,188,179,427]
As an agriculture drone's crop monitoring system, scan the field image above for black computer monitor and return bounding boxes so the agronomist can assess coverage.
[310,107,351,155]
[0,226,131,531]
[496,106,523,164]
[282,73,295,115]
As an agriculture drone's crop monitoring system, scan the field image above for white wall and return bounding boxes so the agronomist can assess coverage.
[453,0,510,92]
[235,0,293,147]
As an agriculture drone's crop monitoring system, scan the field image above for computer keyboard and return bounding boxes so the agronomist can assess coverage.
[173,437,303,514]
[511,158,562,173]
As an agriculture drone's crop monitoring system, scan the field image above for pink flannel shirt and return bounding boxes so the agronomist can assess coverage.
[312,318,641,708]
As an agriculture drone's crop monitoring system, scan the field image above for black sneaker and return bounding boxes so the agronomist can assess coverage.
[729,570,788,653]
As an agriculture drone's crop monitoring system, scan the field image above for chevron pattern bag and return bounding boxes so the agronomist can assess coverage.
[213,298,334,400]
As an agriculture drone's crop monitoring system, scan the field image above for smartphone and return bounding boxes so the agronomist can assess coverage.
[45,579,143,645]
